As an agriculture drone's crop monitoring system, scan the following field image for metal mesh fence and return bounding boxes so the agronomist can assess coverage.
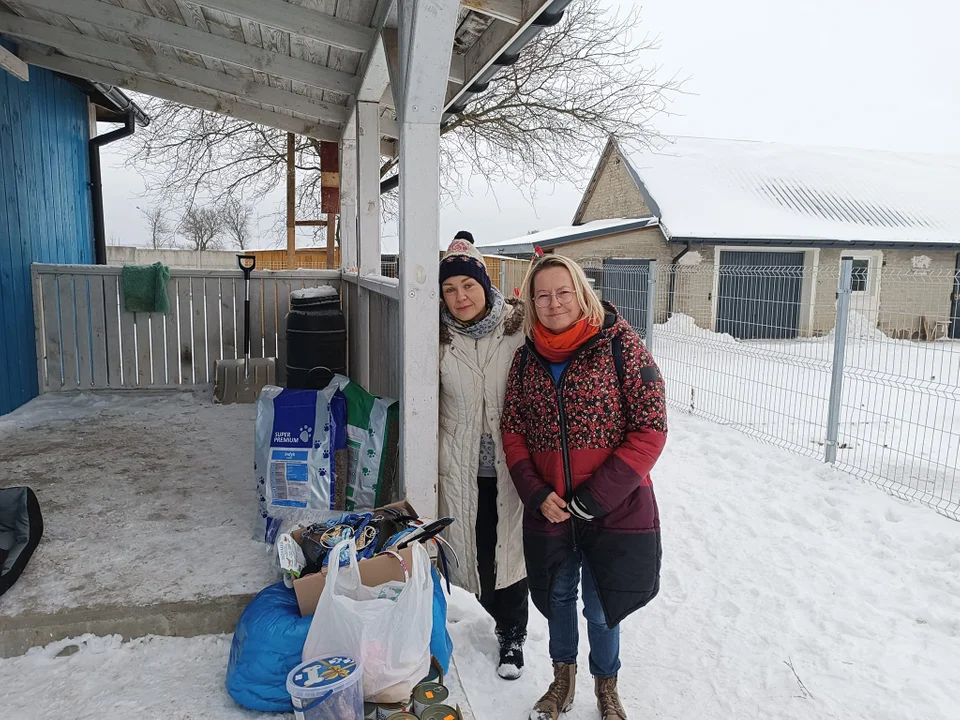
[583,257,960,520]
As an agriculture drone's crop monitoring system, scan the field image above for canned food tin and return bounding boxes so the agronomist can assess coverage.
[375,699,413,720]
[419,704,461,720]
[412,682,450,715]
[384,714,418,720]
[364,702,378,719]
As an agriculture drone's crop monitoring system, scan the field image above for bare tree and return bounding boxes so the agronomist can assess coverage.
[125,1,681,225]
[139,206,171,249]
[180,206,224,251]
[220,195,254,250]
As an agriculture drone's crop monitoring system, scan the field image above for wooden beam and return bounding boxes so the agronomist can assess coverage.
[326,214,336,269]
[286,133,296,270]
[446,0,554,110]
[197,0,376,54]
[460,0,524,24]
[20,50,341,141]
[0,13,349,125]
[18,0,360,94]
[295,220,327,227]
[0,42,28,81]
[340,0,394,142]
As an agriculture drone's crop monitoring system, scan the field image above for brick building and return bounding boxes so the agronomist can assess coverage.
[489,137,960,340]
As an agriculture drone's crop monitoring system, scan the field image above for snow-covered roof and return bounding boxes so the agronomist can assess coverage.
[476,217,660,255]
[617,137,960,246]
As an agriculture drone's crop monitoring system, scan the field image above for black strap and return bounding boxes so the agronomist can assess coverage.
[519,340,625,388]
[611,335,625,386]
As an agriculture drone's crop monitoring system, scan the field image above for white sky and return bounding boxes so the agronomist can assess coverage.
[99,0,960,254]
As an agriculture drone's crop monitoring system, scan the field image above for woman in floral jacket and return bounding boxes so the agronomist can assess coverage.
[501,254,667,720]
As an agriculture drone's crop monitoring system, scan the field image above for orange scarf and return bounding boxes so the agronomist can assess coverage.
[533,317,600,362]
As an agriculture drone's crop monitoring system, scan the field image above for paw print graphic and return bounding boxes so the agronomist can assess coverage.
[361,467,370,477]
[314,439,322,449]
[322,449,330,459]
[366,449,376,458]
[323,422,331,433]
[367,427,375,436]
[258,477,265,485]
[299,425,312,442]
[319,468,327,477]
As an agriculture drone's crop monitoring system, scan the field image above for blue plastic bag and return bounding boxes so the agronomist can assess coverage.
[430,566,454,674]
[226,582,311,712]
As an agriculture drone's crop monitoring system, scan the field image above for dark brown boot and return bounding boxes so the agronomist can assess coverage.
[595,676,627,719]
[528,662,576,719]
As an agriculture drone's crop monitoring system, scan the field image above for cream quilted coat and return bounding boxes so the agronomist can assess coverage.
[438,299,527,594]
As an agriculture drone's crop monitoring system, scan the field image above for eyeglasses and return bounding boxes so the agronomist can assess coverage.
[534,290,577,308]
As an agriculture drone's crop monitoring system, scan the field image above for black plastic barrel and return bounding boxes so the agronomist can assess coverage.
[284,287,346,389]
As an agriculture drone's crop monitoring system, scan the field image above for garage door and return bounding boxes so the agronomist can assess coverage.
[602,258,649,336]
[717,251,804,340]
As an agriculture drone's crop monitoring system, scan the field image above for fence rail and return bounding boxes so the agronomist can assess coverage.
[582,258,960,520]
[32,264,340,392]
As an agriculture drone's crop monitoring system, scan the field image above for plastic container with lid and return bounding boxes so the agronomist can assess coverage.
[286,655,364,720]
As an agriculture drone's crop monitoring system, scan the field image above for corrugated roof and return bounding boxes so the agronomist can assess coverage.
[618,137,960,246]
[477,217,660,254]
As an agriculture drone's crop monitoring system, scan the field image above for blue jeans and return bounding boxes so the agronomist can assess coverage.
[547,551,621,678]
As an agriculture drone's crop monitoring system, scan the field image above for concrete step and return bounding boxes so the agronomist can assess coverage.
[0,593,253,659]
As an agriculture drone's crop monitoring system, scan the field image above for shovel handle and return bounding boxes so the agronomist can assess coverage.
[238,255,256,362]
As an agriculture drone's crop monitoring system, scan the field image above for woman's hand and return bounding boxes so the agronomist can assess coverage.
[540,492,571,523]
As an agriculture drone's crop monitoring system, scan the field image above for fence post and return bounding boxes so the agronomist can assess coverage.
[500,260,506,294]
[825,257,853,464]
[644,260,658,353]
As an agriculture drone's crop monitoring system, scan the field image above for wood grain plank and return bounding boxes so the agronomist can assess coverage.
[191,276,208,382]
[119,288,138,388]
[40,273,62,391]
[74,275,93,387]
[57,274,80,390]
[275,278,292,385]
[102,274,123,387]
[151,312,167,385]
[177,277,194,383]
[88,274,109,388]
[165,277,182,385]
[220,277,237,360]
[135,312,152,386]
[262,277,277,359]
[247,275,263,359]
[204,276,223,380]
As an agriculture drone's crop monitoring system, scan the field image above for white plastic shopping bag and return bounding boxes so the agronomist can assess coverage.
[302,539,433,703]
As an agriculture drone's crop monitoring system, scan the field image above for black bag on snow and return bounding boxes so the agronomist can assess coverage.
[0,486,43,597]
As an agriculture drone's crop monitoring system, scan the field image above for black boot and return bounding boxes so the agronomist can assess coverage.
[497,628,526,680]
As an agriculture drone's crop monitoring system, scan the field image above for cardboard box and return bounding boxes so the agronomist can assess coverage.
[293,545,416,616]
[292,499,421,617]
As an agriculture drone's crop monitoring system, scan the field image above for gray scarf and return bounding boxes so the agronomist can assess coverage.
[441,287,505,340]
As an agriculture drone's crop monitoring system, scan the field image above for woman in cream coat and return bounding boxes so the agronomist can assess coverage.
[437,235,528,680]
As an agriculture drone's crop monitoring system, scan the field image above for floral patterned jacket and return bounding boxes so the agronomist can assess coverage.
[501,305,667,627]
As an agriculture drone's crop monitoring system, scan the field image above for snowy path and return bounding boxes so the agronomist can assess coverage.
[1,413,958,719]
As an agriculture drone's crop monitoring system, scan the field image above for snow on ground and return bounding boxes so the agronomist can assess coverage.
[0,634,272,720]
[450,414,960,720]
[657,317,960,512]
[0,390,275,616]
[2,414,956,719]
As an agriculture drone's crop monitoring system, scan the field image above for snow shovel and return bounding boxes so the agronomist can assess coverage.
[214,254,276,404]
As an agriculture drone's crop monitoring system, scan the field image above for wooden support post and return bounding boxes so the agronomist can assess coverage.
[286,132,296,270]
[326,214,337,269]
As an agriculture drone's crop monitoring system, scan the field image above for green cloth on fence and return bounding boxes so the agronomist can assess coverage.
[121,262,170,313]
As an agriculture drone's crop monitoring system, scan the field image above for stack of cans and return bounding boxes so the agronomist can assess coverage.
[365,679,462,720]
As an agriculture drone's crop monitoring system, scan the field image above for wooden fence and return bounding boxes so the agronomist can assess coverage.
[31,264,340,392]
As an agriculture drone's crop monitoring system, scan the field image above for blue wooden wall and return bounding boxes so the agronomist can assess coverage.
[0,39,94,415]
